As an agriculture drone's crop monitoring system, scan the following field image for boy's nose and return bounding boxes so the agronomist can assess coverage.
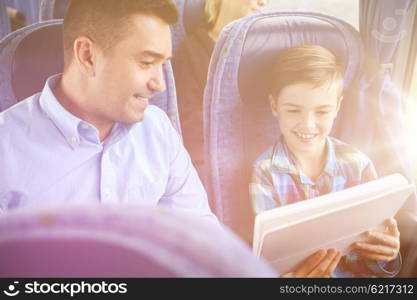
[301,113,317,130]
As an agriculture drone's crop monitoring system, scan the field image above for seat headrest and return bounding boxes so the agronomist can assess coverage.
[0,205,276,277]
[53,0,70,19]
[238,13,362,105]
[183,0,206,34]
[12,23,63,101]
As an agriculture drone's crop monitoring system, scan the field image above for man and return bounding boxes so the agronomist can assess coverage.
[0,0,349,277]
[0,0,215,222]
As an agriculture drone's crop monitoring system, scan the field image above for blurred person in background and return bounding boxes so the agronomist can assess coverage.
[173,0,268,182]
[7,6,26,32]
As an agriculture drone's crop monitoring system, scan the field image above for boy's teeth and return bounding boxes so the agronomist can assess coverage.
[296,133,316,139]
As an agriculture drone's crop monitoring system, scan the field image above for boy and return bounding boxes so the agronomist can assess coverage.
[250,45,401,277]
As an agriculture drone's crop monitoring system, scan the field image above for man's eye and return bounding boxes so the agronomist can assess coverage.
[287,110,300,113]
[141,62,154,68]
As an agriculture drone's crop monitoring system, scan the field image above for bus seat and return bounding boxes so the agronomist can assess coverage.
[39,0,69,21]
[0,204,276,277]
[5,0,42,25]
[171,0,205,55]
[203,12,365,243]
[0,20,182,134]
[0,20,62,112]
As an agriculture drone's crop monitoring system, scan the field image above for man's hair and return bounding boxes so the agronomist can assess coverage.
[269,44,345,99]
[63,0,179,67]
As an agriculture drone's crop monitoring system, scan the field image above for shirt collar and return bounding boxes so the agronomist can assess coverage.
[323,136,337,177]
[39,74,84,149]
[39,74,134,149]
[270,136,298,175]
[271,136,338,181]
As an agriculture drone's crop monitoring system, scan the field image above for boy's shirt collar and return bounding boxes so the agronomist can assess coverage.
[271,136,337,184]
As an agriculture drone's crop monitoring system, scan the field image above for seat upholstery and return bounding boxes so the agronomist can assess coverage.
[204,12,364,243]
[0,204,276,277]
[0,20,182,133]
[39,0,69,21]
[6,0,43,25]
[0,1,11,40]
[171,0,205,55]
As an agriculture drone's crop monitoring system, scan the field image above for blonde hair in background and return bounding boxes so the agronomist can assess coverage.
[204,0,222,29]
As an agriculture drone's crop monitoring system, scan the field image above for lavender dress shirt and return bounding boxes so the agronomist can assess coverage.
[0,74,216,223]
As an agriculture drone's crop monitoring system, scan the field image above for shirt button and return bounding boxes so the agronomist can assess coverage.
[82,124,89,129]
[104,190,112,198]
[71,136,78,143]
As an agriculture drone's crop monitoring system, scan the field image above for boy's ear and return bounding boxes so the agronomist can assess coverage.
[269,94,279,117]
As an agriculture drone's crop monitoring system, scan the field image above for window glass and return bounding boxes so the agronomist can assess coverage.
[264,0,359,29]
[405,63,417,182]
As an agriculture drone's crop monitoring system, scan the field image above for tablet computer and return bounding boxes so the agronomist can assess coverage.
[253,173,415,274]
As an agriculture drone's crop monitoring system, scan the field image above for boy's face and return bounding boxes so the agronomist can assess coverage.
[270,81,342,156]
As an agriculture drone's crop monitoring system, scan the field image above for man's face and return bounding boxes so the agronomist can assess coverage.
[90,14,172,125]
[270,81,341,156]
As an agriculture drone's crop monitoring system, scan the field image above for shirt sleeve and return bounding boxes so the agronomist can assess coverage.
[336,252,402,277]
[157,112,218,225]
[250,164,281,215]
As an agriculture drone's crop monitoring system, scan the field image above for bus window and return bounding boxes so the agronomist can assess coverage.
[394,0,417,184]
[264,0,359,29]
[405,62,417,183]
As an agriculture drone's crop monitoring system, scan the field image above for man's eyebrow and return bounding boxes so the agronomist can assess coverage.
[140,50,172,61]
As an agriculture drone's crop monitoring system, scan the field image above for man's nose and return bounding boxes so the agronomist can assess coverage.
[148,65,166,93]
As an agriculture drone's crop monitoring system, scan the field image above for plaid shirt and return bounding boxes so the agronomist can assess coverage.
[250,136,401,277]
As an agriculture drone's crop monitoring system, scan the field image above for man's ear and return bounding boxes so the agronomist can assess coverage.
[269,94,279,117]
[73,36,97,77]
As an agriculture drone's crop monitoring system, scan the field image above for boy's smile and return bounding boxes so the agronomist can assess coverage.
[293,131,319,143]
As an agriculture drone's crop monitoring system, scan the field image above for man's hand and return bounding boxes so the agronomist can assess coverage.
[352,218,400,262]
[283,248,342,278]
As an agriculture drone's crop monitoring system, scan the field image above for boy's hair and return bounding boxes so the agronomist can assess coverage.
[204,0,222,29]
[63,0,179,67]
[269,44,345,99]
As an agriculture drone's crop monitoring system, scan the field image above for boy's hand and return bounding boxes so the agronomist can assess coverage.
[353,218,400,262]
[283,249,342,278]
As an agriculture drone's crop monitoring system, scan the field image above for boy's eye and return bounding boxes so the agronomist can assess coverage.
[317,111,331,115]
[287,110,300,113]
